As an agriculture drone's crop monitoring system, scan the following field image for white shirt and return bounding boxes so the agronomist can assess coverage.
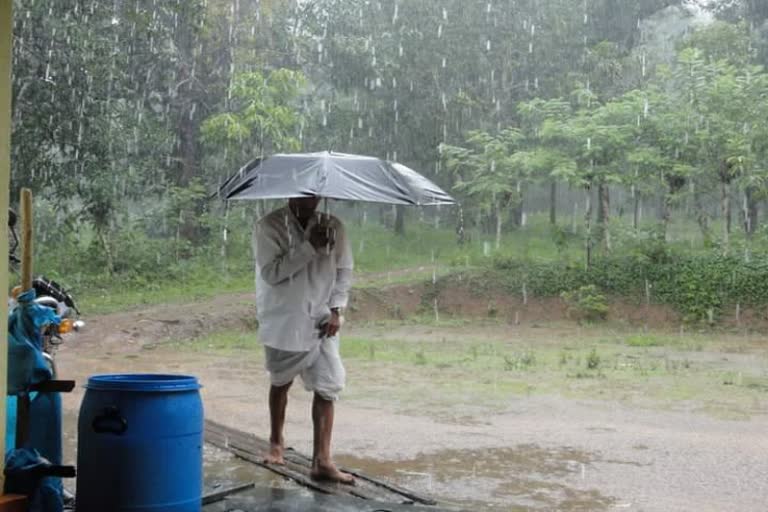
[253,206,353,352]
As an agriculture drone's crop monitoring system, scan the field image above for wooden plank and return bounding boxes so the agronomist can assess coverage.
[205,432,384,501]
[285,447,438,506]
[205,423,394,501]
[206,423,402,503]
[205,420,436,505]
[202,482,255,505]
[204,427,333,493]
[205,435,336,495]
[206,420,434,504]
[205,423,382,499]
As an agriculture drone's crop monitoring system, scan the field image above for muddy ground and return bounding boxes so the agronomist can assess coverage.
[57,283,768,511]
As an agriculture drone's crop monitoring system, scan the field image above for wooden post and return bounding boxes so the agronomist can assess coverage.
[20,189,32,290]
[0,0,14,490]
[15,190,32,449]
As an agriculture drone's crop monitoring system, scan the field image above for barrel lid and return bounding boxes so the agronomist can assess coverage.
[85,374,201,392]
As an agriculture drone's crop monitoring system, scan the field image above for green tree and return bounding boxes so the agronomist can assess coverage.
[441,129,528,250]
[516,98,576,226]
[201,69,305,170]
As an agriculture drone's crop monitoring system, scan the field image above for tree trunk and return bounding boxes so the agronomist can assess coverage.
[172,1,231,245]
[549,181,557,225]
[511,203,523,227]
[596,185,605,227]
[744,186,759,236]
[660,193,672,242]
[721,181,731,254]
[456,204,466,245]
[394,204,405,236]
[571,201,578,234]
[173,64,204,243]
[596,183,610,251]
[632,186,640,230]
[693,181,710,242]
[221,201,229,262]
[584,184,593,268]
[98,229,115,276]
[355,204,364,226]
[495,202,502,250]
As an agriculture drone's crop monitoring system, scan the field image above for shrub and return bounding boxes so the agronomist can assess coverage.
[561,285,609,323]
[586,348,601,370]
[488,252,768,324]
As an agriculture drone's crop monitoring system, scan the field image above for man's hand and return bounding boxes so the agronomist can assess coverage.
[322,310,342,338]
[308,224,335,250]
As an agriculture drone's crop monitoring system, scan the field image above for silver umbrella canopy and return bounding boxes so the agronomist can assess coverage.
[217,151,455,206]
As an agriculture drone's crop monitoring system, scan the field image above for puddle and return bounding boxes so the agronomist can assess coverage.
[337,445,615,510]
[203,487,445,512]
[202,444,295,493]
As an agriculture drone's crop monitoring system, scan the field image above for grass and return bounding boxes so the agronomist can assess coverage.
[624,334,669,347]
[164,324,768,418]
[78,273,254,315]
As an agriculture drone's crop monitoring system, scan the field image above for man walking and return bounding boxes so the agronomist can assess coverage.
[253,196,354,484]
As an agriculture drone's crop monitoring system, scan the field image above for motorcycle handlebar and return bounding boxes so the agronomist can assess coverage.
[33,277,79,314]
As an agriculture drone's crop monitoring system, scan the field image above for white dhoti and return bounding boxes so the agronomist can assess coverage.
[264,336,346,401]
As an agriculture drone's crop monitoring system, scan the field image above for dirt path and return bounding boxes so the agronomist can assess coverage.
[58,292,768,511]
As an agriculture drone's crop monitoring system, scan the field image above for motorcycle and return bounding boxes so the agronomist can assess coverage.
[7,208,85,376]
[7,207,83,509]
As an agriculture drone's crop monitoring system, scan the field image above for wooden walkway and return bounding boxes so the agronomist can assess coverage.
[204,419,437,506]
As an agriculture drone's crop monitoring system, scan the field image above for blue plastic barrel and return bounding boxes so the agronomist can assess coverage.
[75,374,203,512]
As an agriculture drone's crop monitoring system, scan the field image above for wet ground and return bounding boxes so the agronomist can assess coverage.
[338,445,614,511]
[56,293,768,511]
[202,487,447,512]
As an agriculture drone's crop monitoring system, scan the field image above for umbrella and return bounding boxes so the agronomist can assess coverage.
[217,151,455,206]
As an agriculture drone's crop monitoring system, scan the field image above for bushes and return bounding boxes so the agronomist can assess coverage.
[489,253,768,323]
[561,285,609,322]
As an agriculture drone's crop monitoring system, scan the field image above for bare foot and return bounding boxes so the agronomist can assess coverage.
[311,461,355,485]
[264,442,285,465]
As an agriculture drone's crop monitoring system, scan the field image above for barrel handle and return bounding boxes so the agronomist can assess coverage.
[92,406,127,435]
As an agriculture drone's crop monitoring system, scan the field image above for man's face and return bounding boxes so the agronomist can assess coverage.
[289,196,321,219]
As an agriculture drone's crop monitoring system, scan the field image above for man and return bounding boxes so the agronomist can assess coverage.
[253,196,355,484]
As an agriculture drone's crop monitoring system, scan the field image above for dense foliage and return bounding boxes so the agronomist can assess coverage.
[486,251,768,322]
[10,0,768,319]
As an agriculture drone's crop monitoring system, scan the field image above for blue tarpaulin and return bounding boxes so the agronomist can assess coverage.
[4,448,64,512]
[7,289,57,395]
[5,288,64,512]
